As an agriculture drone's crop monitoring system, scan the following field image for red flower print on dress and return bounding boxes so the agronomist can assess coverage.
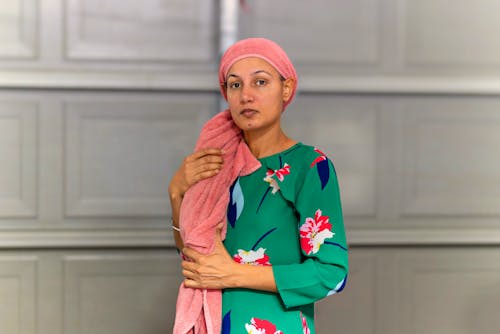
[300,312,311,334]
[299,209,334,255]
[310,148,327,167]
[245,317,283,334]
[233,248,271,266]
[263,163,290,194]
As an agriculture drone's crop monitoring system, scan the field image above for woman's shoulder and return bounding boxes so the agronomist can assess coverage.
[277,143,337,200]
[259,142,334,180]
[285,143,332,166]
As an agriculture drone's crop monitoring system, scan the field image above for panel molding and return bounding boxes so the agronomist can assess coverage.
[4,72,500,94]
[0,256,38,334]
[63,252,181,333]
[64,0,215,62]
[0,0,39,59]
[395,250,500,334]
[0,102,38,218]
[401,0,500,68]
[399,104,500,217]
[1,228,500,248]
[0,229,172,248]
[63,97,213,218]
[348,228,500,245]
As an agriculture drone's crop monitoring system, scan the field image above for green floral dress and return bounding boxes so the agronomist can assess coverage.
[222,143,348,334]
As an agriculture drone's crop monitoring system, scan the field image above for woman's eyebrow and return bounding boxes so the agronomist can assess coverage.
[253,70,272,76]
[227,70,273,79]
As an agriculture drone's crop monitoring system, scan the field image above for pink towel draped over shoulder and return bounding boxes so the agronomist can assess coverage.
[173,109,260,334]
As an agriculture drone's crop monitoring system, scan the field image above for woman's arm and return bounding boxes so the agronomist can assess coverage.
[168,148,224,250]
[181,225,277,292]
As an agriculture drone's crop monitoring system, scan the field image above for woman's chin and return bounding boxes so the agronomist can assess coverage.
[234,119,260,132]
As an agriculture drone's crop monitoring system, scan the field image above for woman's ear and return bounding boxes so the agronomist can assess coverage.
[282,78,295,102]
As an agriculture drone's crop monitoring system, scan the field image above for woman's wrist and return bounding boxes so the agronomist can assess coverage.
[230,263,277,292]
[227,262,247,289]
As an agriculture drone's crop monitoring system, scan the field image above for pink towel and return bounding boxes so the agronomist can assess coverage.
[173,109,261,334]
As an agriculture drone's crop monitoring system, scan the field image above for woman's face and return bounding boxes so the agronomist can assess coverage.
[225,57,294,134]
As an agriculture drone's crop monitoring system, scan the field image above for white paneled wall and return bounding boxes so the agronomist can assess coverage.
[1,0,500,333]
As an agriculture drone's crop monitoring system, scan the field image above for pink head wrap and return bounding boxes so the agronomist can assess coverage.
[218,37,298,110]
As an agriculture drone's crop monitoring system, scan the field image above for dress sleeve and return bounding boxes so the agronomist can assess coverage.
[272,155,348,309]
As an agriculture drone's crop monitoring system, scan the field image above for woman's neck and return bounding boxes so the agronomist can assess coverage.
[243,126,296,159]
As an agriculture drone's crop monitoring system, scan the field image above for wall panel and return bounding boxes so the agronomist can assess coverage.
[64,95,214,218]
[403,0,500,69]
[395,249,500,334]
[64,0,216,62]
[0,0,38,58]
[63,252,182,334]
[0,101,38,218]
[0,256,38,334]
[399,99,500,217]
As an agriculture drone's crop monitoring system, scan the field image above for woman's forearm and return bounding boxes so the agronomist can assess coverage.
[232,263,277,293]
[169,191,184,250]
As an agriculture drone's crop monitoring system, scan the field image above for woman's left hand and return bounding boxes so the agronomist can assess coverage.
[181,224,238,290]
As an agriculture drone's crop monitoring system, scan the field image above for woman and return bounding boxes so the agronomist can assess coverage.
[169,38,348,334]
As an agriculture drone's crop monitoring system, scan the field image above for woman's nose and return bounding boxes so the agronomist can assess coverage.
[240,85,254,103]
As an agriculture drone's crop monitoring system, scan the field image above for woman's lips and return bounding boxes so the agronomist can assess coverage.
[240,109,258,117]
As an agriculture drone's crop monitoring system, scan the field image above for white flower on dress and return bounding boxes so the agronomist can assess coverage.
[263,163,291,194]
[233,248,271,266]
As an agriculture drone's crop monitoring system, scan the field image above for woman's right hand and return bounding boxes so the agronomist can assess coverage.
[168,148,224,198]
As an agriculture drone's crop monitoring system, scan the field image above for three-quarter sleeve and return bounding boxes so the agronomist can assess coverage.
[272,154,348,309]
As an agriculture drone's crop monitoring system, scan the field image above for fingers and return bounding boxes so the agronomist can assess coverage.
[171,148,225,197]
[180,241,233,289]
[187,148,224,162]
[183,148,225,186]
[193,162,223,176]
[182,264,201,289]
[182,247,201,261]
[183,279,199,289]
[181,260,197,276]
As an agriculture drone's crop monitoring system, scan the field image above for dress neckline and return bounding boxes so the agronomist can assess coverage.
[257,142,302,161]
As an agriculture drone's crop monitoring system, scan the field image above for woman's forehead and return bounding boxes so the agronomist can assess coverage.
[227,57,280,78]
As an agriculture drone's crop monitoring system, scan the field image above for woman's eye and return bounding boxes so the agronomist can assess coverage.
[256,79,266,86]
[229,82,241,89]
